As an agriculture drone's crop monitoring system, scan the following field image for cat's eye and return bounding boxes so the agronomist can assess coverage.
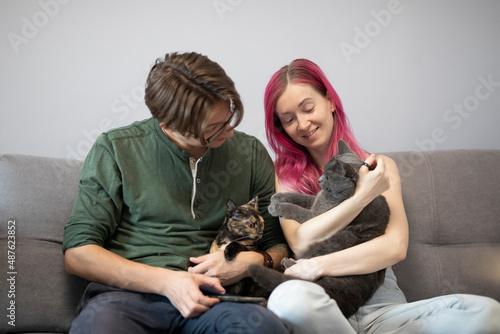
[249,223,255,228]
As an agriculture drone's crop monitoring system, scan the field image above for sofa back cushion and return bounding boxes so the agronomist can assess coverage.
[0,154,88,333]
[1,149,499,333]
[387,149,500,302]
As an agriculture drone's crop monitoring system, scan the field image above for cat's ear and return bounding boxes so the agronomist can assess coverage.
[338,161,358,180]
[337,140,355,155]
[227,199,238,213]
[248,196,259,210]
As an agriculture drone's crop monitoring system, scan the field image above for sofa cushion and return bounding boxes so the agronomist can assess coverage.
[0,154,88,333]
[1,149,499,332]
[388,149,500,302]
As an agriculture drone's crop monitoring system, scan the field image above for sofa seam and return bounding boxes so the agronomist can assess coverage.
[424,152,444,294]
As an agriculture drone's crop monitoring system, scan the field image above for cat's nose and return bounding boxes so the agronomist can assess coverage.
[318,175,324,183]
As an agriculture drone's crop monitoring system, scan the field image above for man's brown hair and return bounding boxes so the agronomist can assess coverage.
[145,52,243,140]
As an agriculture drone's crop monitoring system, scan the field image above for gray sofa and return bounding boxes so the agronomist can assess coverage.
[1,149,499,333]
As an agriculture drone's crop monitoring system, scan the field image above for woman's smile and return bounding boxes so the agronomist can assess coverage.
[303,126,319,138]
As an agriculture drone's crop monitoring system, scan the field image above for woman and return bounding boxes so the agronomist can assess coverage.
[263,58,500,333]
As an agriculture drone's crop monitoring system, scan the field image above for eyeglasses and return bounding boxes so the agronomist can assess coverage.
[204,100,237,144]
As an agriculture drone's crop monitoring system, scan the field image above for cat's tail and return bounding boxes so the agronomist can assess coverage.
[247,263,296,292]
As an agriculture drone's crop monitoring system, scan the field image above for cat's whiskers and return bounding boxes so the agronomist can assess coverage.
[231,235,256,242]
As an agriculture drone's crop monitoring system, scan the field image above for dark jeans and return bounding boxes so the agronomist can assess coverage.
[69,282,290,334]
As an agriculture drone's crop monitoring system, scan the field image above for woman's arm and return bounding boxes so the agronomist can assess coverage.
[284,155,409,279]
[278,154,392,256]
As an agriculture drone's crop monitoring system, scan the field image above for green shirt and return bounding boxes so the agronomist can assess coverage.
[62,118,286,271]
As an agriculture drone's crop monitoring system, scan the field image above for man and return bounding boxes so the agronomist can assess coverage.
[63,52,290,333]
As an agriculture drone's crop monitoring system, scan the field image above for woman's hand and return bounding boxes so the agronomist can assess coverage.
[354,154,391,206]
[283,258,323,281]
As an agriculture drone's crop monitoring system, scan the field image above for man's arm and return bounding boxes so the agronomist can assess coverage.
[188,242,289,285]
[265,243,289,270]
[65,244,225,318]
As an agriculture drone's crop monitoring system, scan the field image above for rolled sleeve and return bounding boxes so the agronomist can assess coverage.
[62,134,123,253]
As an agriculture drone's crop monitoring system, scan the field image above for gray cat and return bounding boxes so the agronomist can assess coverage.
[248,140,390,317]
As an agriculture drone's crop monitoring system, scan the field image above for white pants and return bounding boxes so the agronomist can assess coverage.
[267,269,500,334]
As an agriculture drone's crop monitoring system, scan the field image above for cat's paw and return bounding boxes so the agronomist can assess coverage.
[224,249,236,261]
[280,257,296,270]
[268,202,279,217]
[268,202,287,217]
[268,193,289,217]
[224,242,241,261]
[270,192,289,204]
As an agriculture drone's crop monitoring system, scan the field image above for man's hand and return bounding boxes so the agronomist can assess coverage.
[65,245,226,319]
[188,251,257,286]
[161,270,225,318]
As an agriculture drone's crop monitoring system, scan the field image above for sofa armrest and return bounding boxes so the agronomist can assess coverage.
[385,149,500,302]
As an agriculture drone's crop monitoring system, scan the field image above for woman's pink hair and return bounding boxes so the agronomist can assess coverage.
[264,59,366,195]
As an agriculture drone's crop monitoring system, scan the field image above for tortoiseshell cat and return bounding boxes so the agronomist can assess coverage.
[210,196,268,297]
[248,140,390,317]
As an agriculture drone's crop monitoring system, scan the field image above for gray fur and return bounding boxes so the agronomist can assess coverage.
[248,140,390,317]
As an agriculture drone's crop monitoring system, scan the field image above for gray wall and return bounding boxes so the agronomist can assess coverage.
[1,0,499,161]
